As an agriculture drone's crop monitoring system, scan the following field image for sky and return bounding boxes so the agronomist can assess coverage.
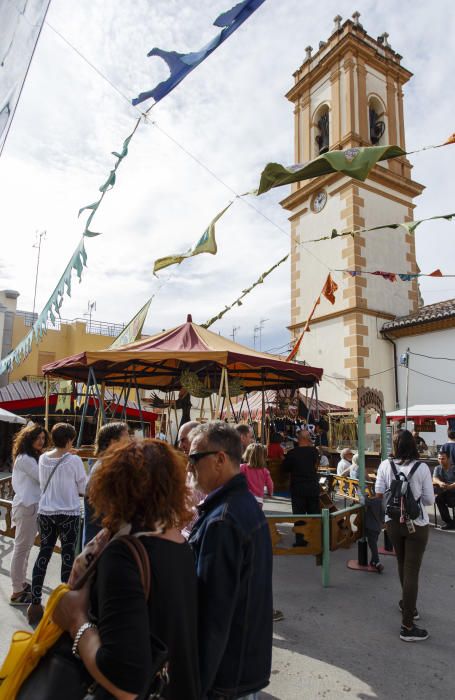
[1,0,454,356]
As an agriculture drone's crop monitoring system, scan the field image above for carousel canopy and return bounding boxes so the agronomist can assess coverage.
[43,315,323,392]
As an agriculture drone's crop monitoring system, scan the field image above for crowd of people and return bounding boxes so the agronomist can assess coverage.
[5,416,455,697]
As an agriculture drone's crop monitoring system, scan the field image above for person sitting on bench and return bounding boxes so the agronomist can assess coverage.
[433,450,455,530]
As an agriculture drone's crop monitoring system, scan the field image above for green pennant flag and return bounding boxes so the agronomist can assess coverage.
[153,203,232,274]
[257,145,405,195]
[109,298,153,348]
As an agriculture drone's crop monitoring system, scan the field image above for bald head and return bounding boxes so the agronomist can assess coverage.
[178,421,200,455]
[297,430,313,446]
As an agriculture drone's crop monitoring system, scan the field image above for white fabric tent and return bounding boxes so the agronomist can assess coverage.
[386,404,455,421]
[0,407,26,424]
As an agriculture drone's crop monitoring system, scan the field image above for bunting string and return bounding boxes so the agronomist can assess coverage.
[0,239,88,375]
[337,268,452,282]
[202,253,289,329]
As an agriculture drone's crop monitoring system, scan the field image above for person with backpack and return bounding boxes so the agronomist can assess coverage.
[375,429,434,642]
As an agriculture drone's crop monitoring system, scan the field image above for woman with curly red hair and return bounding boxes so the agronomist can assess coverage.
[53,438,200,700]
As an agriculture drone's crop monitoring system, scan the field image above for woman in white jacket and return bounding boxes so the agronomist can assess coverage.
[27,422,87,626]
[375,429,434,642]
[10,423,49,605]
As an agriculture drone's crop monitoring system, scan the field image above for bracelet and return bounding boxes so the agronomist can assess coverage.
[72,622,97,659]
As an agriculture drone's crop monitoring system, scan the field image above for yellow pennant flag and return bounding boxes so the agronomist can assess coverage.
[110,298,152,349]
[153,203,232,274]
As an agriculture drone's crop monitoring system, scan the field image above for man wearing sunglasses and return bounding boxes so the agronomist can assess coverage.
[188,421,272,700]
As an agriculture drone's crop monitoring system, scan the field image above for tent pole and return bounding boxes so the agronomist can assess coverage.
[225,372,231,422]
[77,370,92,448]
[215,368,225,419]
[132,372,146,437]
[314,382,320,422]
[245,393,257,441]
[96,381,106,435]
[261,384,266,445]
[44,376,50,432]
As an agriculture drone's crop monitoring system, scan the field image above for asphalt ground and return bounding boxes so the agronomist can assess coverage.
[1,498,454,699]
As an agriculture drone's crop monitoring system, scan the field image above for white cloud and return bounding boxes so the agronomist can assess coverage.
[1,0,454,356]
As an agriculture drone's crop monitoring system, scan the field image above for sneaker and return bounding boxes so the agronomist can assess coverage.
[400,624,429,642]
[440,522,455,530]
[398,600,419,620]
[10,590,32,606]
[370,562,384,573]
[27,602,44,626]
[273,609,284,622]
[22,582,32,593]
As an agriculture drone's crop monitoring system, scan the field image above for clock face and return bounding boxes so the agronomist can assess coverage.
[312,190,327,213]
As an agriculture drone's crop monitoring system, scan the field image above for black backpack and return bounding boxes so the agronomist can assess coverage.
[384,460,422,521]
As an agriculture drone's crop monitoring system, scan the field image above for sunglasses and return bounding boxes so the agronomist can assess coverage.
[188,450,220,465]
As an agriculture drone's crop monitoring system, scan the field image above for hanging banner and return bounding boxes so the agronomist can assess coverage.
[132,0,267,105]
[0,0,51,156]
[258,134,455,195]
[0,239,88,376]
[110,298,152,348]
[153,203,232,274]
[257,145,405,194]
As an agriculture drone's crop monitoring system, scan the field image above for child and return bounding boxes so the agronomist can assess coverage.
[240,443,274,507]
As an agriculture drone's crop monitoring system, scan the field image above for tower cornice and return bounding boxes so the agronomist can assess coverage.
[286,26,412,104]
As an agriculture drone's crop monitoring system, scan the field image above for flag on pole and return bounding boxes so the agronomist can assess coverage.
[257,145,405,195]
[110,298,152,349]
[153,203,232,274]
[132,1,266,105]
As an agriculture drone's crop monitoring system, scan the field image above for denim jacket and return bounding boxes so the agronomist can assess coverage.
[189,473,273,699]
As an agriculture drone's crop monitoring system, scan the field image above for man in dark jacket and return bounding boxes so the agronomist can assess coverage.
[188,421,272,700]
[283,429,320,546]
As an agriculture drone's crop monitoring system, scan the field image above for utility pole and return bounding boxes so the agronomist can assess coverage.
[32,230,46,320]
[230,326,240,343]
[84,300,96,332]
[399,348,410,429]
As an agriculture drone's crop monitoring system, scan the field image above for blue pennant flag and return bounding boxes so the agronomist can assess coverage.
[132,0,266,106]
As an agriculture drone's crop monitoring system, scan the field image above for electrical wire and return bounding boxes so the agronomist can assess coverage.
[409,350,455,362]
[408,367,455,386]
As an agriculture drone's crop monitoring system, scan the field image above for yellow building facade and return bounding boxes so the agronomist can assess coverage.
[9,314,123,382]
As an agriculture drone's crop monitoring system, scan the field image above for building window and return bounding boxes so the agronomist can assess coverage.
[368,98,386,145]
[315,108,330,155]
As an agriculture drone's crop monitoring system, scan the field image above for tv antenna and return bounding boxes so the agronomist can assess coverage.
[32,230,46,319]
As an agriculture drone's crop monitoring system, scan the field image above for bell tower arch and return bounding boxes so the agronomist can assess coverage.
[282,14,424,411]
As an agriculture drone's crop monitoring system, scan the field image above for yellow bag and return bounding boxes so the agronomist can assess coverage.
[0,584,69,700]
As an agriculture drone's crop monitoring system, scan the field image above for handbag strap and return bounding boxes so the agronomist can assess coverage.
[116,535,151,601]
[42,453,70,495]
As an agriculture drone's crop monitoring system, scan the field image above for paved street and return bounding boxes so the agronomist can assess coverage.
[1,519,454,699]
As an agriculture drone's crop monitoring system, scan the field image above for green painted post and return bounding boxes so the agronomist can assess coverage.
[358,408,366,504]
[322,508,330,587]
[380,411,388,461]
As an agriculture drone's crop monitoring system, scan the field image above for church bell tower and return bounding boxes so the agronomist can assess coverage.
[282,13,424,411]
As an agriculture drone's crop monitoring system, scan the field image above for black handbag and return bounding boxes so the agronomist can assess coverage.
[17,536,169,700]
